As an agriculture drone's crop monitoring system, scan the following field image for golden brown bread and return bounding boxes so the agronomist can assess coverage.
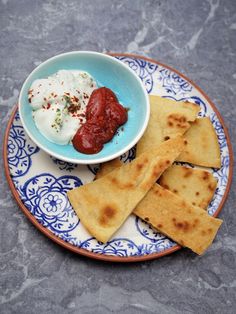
[177,117,221,168]
[159,165,217,209]
[134,185,222,255]
[95,159,222,254]
[136,95,200,156]
[67,136,185,243]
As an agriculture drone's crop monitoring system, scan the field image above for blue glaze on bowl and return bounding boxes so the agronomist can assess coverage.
[19,51,149,164]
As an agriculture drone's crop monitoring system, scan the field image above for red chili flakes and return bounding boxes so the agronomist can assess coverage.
[42,103,51,110]
[72,96,79,102]
[68,104,80,114]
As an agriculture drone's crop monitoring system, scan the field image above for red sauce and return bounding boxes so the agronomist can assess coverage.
[72,87,128,154]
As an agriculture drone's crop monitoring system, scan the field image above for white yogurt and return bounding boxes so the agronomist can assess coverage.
[28,70,97,145]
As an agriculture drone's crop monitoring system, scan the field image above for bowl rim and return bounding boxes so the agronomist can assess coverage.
[18,51,150,164]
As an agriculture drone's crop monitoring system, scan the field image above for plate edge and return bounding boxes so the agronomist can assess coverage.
[3,52,234,262]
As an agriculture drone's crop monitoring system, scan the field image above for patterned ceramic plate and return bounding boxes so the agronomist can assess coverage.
[4,53,233,262]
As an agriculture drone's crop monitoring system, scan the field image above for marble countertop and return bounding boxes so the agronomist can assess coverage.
[0,0,235,313]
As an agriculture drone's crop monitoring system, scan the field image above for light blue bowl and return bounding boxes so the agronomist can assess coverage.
[19,51,150,164]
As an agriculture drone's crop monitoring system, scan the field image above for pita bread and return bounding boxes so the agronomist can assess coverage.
[177,117,221,168]
[136,95,200,156]
[94,159,222,254]
[67,136,185,243]
[134,185,222,255]
[159,165,217,209]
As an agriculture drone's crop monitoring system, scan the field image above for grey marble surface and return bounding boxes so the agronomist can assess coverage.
[0,0,235,313]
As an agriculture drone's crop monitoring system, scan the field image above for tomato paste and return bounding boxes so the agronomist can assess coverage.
[72,87,128,154]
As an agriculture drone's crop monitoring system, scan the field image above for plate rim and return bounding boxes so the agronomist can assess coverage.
[3,53,234,262]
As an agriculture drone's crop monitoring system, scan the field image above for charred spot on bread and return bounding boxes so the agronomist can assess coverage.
[167,114,188,129]
[123,182,134,189]
[136,163,144,171]
[183,168,193,178]
[172,219,190,232]
[99,205,116,226]
[208,183,215,191]
[202,171,210,181]
[110,177,118,184]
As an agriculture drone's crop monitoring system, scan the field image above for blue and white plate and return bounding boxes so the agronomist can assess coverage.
[4,54,233,262]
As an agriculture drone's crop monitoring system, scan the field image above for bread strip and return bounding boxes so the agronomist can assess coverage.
[134,185,222,255]
[68,137,185,243]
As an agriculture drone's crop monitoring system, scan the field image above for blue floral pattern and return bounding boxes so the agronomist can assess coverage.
[87,164,100,175]
[135,217,166,242]
[116,56,157,93]
[120,146,136,163]
[6,55,231,259]
[158,68,193,96]
[93,238,141,257]
[20,174,82,233]
[8,115,39,177]
[50,157,78,172]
